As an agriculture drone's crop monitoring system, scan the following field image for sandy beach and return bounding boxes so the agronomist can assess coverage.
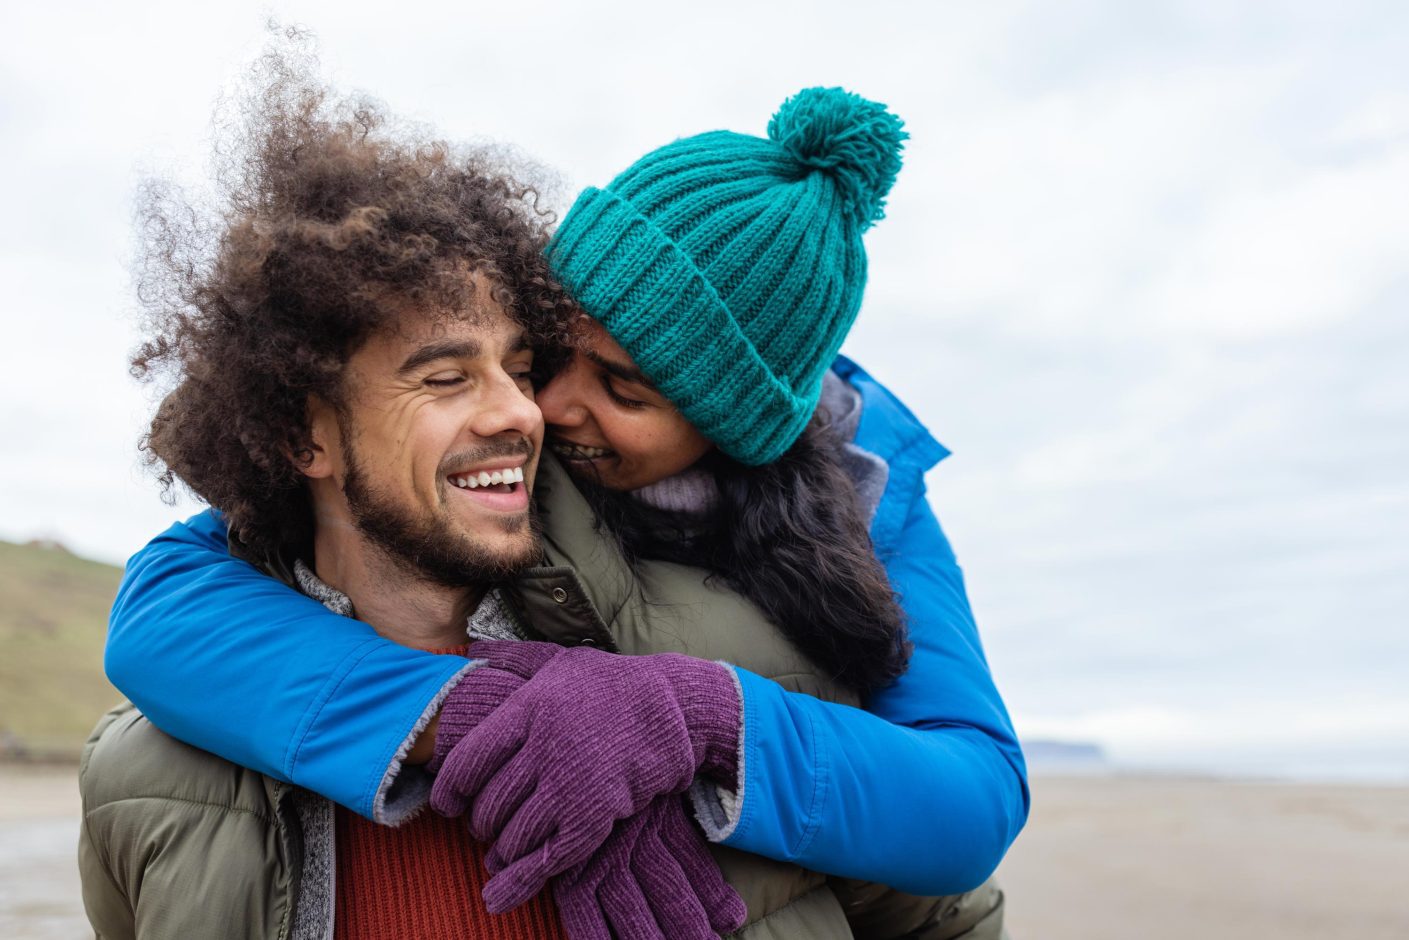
[3,766,1406,939]
[0,765,84,940]
[996,773,1409,939]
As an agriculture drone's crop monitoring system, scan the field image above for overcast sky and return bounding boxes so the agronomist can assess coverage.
[2,1,1405,778]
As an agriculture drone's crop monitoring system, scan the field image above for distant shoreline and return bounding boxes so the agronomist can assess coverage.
[1027,762,1409,788]
[7,752,1405,787]
[0,752,81,767]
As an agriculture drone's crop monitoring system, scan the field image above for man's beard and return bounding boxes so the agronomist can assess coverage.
[341,435,542,589]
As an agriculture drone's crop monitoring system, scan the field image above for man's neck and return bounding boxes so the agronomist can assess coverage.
[311,521,485,650]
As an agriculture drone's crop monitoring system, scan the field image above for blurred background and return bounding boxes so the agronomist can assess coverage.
[1,2,1406,937]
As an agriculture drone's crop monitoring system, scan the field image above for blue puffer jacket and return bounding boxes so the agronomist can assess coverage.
[105,357,1028,895]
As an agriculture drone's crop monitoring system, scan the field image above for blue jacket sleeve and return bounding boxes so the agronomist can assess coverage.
[720,481,1030,895]
[104,510,470,820]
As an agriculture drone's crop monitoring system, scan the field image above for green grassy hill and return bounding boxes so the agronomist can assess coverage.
[0,539,124,759]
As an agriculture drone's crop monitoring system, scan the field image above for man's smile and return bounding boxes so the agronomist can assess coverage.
[445,464,529,512]
[447,466,525,490]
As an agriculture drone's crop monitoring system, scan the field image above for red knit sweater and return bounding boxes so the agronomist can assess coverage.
[333,644,568,940]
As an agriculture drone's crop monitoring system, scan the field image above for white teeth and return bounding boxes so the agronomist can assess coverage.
[451,467,523,490]
[553,442,609,459]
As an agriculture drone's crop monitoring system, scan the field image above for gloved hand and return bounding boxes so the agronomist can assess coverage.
[426,639,566,775]
[430,642,742,909]
[545,794,746,940]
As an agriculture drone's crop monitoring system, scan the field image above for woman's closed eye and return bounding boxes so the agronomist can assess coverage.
[602,375,648,409]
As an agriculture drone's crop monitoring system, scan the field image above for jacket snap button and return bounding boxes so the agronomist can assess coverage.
[551,587,568,603]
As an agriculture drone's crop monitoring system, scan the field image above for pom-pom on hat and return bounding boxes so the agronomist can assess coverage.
[548,87,906,465]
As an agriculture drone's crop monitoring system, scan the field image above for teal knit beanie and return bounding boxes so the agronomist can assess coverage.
[548,87,906,465]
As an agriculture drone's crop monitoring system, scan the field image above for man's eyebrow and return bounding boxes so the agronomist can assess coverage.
[397,340,481,375]
[585,350,655,389]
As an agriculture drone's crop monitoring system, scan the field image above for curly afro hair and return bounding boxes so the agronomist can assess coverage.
[132,40,579,561]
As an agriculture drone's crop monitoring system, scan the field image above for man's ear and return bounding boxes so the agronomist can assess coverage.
[291,395,339,480]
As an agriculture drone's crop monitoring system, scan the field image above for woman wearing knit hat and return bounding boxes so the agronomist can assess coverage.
[547,86,913,467]
[104,88,1024,938]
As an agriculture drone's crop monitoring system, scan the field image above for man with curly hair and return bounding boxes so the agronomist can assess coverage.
[77,52,742,939]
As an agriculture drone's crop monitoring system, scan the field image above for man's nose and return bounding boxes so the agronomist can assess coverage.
[470,370,544,440]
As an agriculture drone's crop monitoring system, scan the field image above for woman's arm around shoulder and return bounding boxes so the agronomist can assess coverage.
[709,361,1029,895]
[104,509,470,820]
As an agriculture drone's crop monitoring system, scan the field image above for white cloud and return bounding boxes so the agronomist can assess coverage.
[2,0,1407,776]
[1142,147,1409,339]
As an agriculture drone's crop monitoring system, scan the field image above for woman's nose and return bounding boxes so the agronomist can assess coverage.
[537,359,589,427]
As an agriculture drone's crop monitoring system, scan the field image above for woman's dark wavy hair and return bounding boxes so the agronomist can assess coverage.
[578,412,912,696]
[130,37,577,560]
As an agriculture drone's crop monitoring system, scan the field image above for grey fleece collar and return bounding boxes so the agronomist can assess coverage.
[292,559,517,641]
[293,560,355,617]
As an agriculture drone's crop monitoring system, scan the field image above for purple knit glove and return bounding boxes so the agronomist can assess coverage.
[429,643,742,911]
[426,640,565,775]
[547,794,747,940]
